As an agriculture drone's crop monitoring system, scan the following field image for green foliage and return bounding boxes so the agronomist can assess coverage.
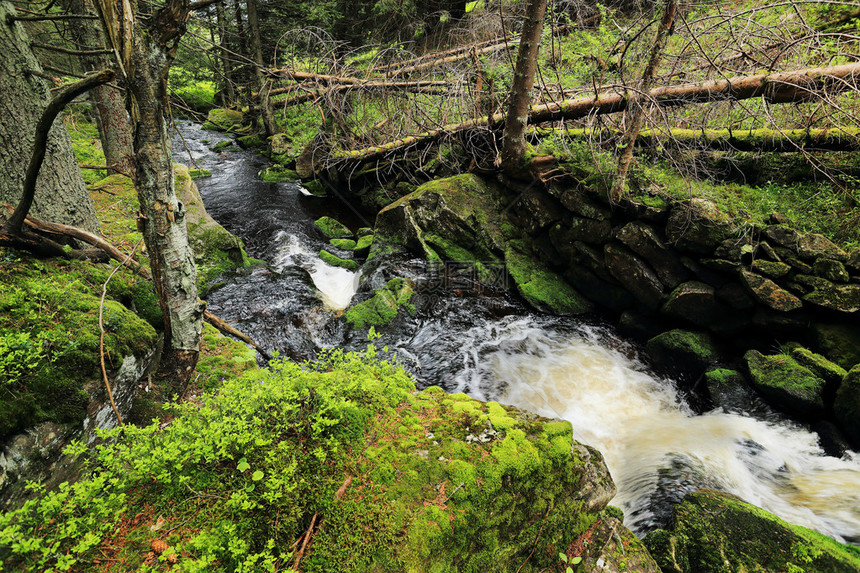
[64,114,106,184]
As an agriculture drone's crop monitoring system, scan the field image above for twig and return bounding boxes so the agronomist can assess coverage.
[292,512,318,570]
[99,237,143,426]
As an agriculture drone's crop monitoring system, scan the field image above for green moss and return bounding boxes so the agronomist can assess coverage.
[0,253,157,438]
[237,134,265,149]
[319,249,359,271]
[258,165,299,183]
[314,216,353,239]
[789,347,847,386]
[211,140,236,152]
[194,324,259,391]
[202,108,243,132]
[354,235,373,253]
[811,323,860,370]
[64,114,106,184]
[189,168,212,179]
[0,347,609,572]
[303,180,326,196]
[744,350,826,418]
[645,489,860,573]
[505,246,594,315]
[345,279,416,331]
[330,238,357,251]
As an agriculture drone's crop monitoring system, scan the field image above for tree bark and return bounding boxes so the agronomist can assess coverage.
[610,0,676,203]
[0,0,99,233]
[61,0,135,177]
[245,0,277,136]
[500,0,547,174]
[215,0,235,106]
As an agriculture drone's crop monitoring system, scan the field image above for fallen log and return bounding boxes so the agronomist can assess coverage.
[333,61,860,164]
[384,39,520,78]
[260,79,451,101]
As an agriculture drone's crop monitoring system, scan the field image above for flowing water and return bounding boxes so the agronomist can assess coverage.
[173,121,860,544]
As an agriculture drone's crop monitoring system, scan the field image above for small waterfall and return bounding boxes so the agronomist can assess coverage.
[440,316,860,543]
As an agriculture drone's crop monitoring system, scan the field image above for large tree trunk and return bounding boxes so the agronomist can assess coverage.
[215,1,235,106]
[0,0,99,233]
[500,0,547,174]
[60,0,135,177]
[245,0,277,136]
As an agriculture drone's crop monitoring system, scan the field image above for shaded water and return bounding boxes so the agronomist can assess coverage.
[173,122,860,544]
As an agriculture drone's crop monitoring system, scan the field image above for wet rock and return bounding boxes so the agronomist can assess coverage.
[750,308,809,333]
[797,233,848,262]
[646,330,718,383]
[665,199,734,254]
[616,222,689,289]
[605,243,665,310]
[572,241,616,283]
[513,189,563,235]
[644,489,860,573]
[744,350,826,419]
[847,248,860,273]
[562,264,634,312]
[619,194,671,223]
[739,270,803,312]
[506,247,595,315]
[314,216,353,239]
[812,421,854,458]
[814,258,850,283]
[619,310,663,341]
[834,365,860,448]
[549,217,612,252]
[715,281,755,310]
[701,258,742,273]
[568,516,660,573]
[751,259,790,279]
[789,347,847,389]
[661,281,746,333]
[703,369,761,413]
[795,275,860,313]
[762,225,802,249]
[810,323,860,370]
[680,256,731,288]
[571,443,616,512]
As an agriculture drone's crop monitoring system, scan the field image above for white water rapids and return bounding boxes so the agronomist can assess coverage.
[444,316,860,543]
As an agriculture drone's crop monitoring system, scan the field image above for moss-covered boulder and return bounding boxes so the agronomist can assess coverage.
[795,275,860,313]
[644,489,860,573]
[665,199,734,255]
[789,347,847,389]
[834,365,860,448]
[202,108,243,132]
[189,168,212,179]
[646,330,718,383]
[740,269,803,312]
[330,238,357,251]
[811,323,860,371]
[567,516,661,572]
[814,258,850,283]
[744,350,826,419]
[258,164,299,183]
[314,216,353,239]
[703,368,752,409]
[374,174,507,265]
[506,247,594,315]
[345,278,416,331]
[237,133,265,149]
[661,281,746,333]
[0,350,643,571]
[320,249,359,271]
[211,140,236,152]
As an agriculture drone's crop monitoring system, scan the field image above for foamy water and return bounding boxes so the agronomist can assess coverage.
[447,316,860,542]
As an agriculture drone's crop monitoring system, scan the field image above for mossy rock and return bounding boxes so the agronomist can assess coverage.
[646,330,717,383]
[0,255,157,439]
[330,238,357,251]
[354,234,374,256]
[810,323,860,370]
[345,278,416,331]
[201,108,243,132]
[834,364,860,448]
[211,140,236,153]
[505,246,594,316]
[237,133,265,149]
[258,165,299,183]
[789,347,847,388]
[314,216,353,239]
[0,350,634,571]
[744,350,826,419]
[644,489,860,573]
[303,179,326,196]
[189,168,212,179]
[319,249,358,271]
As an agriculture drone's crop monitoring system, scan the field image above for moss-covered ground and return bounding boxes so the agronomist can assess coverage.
[0,348,607,572]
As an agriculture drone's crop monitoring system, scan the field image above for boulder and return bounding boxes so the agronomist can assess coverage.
[644,489,860,573]
[810,323,860,370]
[562,264,634,312]
[797,233,848,262]
[703,368,761,413]
[847,248,860,273]
[548,217,612,251]
[314,216,353,239]
[744,350,826,419]
[715,281,755,310]
[789,347,847,389]
[506,248,594,315]
[751,259,791,279]
[665,199,734,254]
[269,132,292,155]
[557,187,611,220]
[813,258,850,283]
[646,330,718,382]
[762,225,802,249]
[605,244,665,311]
[795,275,860,313]
[616,222,689,289]
[513,189,564,235]
[739,270,803,312]
[566,516,661,573]
[661,281,746,333]
[834,365,860,447]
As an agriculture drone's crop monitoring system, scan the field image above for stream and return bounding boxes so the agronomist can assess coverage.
[173,121,860,544]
